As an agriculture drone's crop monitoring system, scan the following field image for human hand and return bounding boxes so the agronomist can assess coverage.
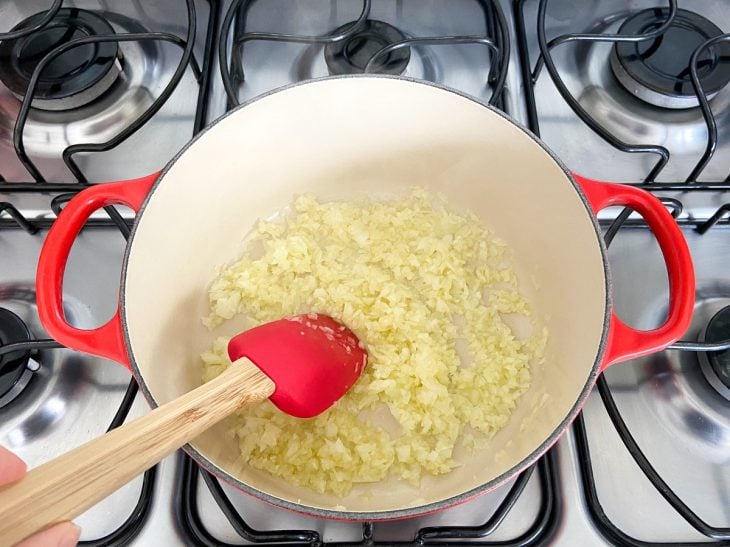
[0,445,81,547]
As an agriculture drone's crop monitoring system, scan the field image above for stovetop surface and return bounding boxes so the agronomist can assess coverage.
[0,0,210,184]
[520,0,730,184]
[1,1,729,545]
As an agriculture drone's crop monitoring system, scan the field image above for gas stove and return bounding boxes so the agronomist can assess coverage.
[1,1,729,545]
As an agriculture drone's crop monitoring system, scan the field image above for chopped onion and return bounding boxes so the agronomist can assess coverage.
[202,190,546,495]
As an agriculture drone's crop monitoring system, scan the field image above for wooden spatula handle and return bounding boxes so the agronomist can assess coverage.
[0,358,274,545]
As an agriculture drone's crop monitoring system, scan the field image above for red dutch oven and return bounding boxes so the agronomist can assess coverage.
[35,77,694,520]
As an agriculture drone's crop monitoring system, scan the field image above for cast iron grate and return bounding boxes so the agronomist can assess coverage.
[514,1,730,543]
[0,0,207,185]
[218,0,511,110]
[0,0,218,544]
[573,378,730,546]
[173,448,560,546]
[515,0,730,187]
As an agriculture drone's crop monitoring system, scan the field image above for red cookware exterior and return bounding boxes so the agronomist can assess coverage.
[34,77,696,520]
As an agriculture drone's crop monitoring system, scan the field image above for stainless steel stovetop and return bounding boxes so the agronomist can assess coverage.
[1,1,728,545]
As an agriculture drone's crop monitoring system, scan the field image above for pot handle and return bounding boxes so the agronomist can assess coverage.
[36,172,160,370]
[574,175,695,369]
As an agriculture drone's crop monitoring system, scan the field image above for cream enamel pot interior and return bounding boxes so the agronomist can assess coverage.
[35,77,695,520]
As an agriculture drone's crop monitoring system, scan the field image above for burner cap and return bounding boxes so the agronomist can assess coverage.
[0,308,32,403]
[699,305,730,400]
[610,8,730,109]
[0,8,121,111]
[325,20,410,76]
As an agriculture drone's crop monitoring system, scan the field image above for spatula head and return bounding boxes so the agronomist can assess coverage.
[227,314,367,418]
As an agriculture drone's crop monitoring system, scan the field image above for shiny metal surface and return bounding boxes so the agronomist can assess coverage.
[0,0,210,183]
[520,0,730,184]
[582,226,730,542]
[0,226,167,541]
[207,0,528,120]
[640,291,730,465]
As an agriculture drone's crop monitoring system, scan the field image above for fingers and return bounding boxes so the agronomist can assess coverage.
[1,448,81,546]
[15,522,81,547]
[0,445,27,485]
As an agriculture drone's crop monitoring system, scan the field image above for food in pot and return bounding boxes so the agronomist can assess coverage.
[201,189,546,495]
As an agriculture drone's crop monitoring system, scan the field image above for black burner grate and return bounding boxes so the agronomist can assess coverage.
[516,0,730,186]
[173,449,561,546]
[514,0,730,293]
[573,378,730,545]
[0,304,155,547]
[218,0,510,110]
[514,2,730,543]
[0,0,219,544]
[324,19,411,76]
[0,0,209,185]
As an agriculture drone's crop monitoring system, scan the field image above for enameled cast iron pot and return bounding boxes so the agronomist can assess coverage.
[36,77,695,520]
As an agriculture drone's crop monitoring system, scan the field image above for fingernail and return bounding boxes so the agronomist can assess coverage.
[59,523,81,547]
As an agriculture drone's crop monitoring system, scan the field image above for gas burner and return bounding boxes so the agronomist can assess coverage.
[699,306,730,401]
[325,20,410,76]
[635,291,730,464]
[0,308,37,408]
[0,8,123,111]
[610,8,730,109]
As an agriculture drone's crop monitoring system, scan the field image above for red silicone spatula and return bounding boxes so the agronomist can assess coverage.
[0,314,366,546]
